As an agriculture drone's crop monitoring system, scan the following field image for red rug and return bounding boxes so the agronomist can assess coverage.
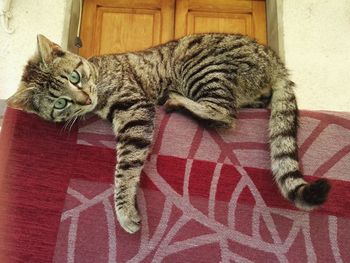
[0,107,349,263]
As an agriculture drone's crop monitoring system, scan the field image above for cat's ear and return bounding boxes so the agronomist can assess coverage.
[7,84,35,112]
[37,34,65,66]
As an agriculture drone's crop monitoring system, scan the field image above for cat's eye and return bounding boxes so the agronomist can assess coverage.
[69,70,80,84]
[54,98,68,109]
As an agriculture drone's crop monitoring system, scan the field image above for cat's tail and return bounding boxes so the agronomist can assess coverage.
[269,78,330,210]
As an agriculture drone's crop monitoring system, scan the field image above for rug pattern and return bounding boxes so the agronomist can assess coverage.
[55,109,350,262]
[0,108,349,262]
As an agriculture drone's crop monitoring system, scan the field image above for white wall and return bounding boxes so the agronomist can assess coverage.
[0,0,349,112]
[0,0,67,100]
[282,0,350,111]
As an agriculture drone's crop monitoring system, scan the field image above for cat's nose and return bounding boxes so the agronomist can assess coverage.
[85,97,92,105]
[75,92,92,106]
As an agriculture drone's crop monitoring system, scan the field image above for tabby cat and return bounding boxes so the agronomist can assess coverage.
[8,34,330,233]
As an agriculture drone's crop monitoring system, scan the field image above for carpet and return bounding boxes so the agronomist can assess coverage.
[0,107,349,263]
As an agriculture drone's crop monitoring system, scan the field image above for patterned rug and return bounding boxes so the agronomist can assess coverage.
[0,107,349,263]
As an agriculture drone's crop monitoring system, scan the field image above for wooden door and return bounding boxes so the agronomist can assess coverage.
[80,0,267,57]
[175,0,267,44]
[80,0,175,57]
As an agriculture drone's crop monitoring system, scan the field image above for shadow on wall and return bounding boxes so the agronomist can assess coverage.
[0,100,6,130]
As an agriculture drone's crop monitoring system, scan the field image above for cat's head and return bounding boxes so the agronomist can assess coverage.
[7,35,98,122]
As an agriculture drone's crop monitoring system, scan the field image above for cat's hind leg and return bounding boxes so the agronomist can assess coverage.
[241,91,272,109]
[164,92,236,128]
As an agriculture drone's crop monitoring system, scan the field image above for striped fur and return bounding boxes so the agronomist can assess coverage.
[8,33,330,233]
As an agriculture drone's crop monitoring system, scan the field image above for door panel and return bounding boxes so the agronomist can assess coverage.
[96,8,161,54]
[175,0,267,44]
[188,12,252,36]
[80,0,175,57]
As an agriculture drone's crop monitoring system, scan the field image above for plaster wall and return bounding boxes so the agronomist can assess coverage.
[0,0,67,99]
[281,0,350,111]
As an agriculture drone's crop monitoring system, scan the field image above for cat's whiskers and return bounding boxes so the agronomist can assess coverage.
[61,117,74,133]
[68,115,79,132]
[60,108,83,133]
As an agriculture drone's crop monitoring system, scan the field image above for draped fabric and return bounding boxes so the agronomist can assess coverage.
[0,108,349,262]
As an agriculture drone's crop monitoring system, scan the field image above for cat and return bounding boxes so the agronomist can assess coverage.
[7,34,330,233]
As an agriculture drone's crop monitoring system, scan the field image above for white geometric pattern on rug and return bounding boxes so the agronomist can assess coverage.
[54,155,347,262]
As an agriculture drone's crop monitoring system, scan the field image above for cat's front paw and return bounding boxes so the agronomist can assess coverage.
[116,203,141,234]
[164,98,181,113]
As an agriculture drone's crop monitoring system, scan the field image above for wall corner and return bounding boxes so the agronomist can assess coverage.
[266,0,285,62]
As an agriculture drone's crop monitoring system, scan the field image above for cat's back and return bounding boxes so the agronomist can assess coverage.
[167,33,281,85]
[171,33,279,74]
[174,33,266,58]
